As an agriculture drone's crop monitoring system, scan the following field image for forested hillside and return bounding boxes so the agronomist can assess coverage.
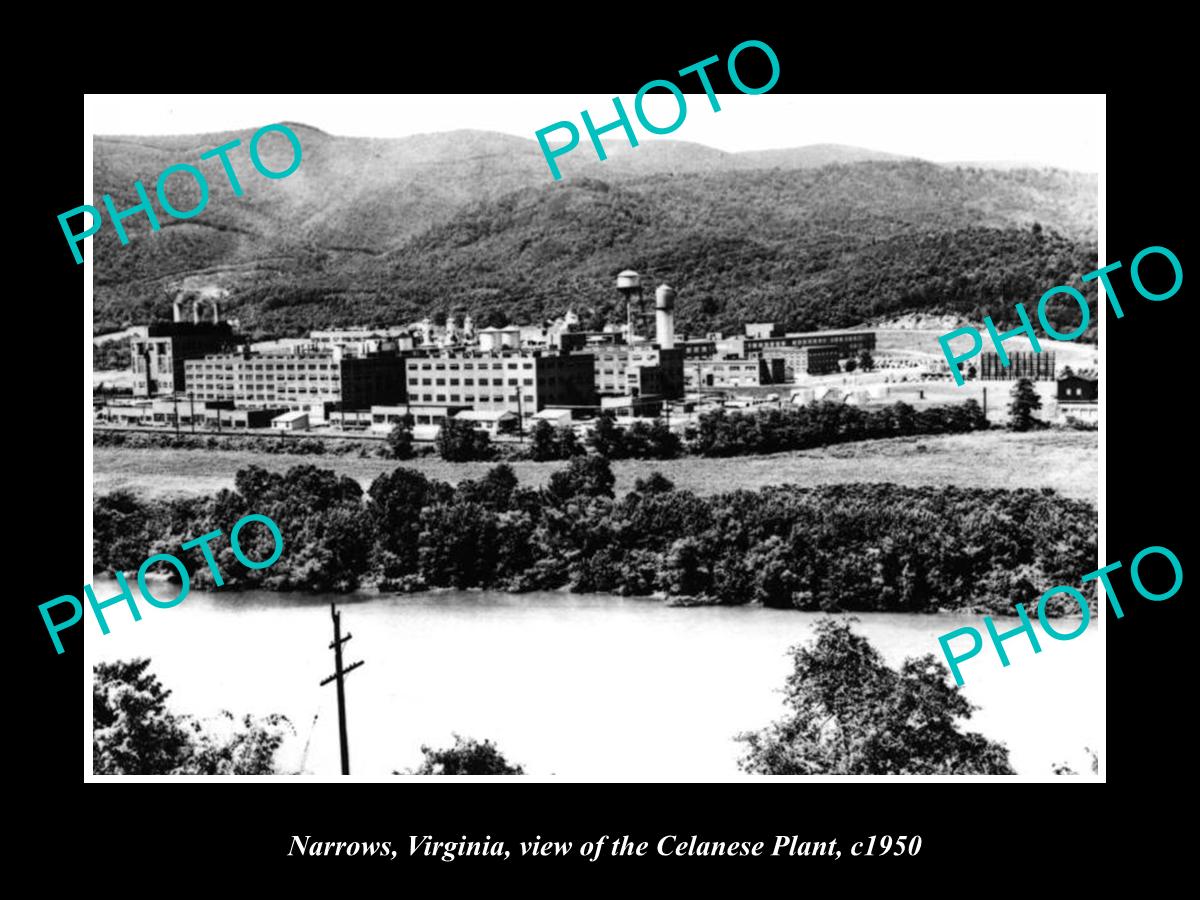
[91,127,1098,339]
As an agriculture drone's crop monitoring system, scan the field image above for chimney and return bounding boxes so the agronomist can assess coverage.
[192,299,201,324]
[655,284,676,350]
[211,299,220,324]
[172,297,185,322]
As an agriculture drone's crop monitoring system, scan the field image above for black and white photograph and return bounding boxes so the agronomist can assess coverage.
[82,92,1104,781]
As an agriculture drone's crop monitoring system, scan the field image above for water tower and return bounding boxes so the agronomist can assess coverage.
[616,269,644,341]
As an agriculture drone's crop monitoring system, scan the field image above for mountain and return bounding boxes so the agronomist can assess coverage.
[91,126,1097,338]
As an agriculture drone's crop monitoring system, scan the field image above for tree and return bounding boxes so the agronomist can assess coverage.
[528,419,559,461]
[94,658,289,775]
[384,416,415,460]
[633,471,675,495]
[437,417,492,461]
[589,411,623,458]
[411,734,524,774]
[858,349,875,372]
[737,618,1014,775]
[546,455,615,501]
[1008,378,1043,432]
[843,357,857,372]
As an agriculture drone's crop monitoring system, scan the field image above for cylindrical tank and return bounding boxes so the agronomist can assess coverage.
[479,328,521,352]
[655,284,676,349]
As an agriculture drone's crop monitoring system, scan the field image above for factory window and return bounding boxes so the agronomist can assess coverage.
[449,379,459,386]
[409,378,419,386]
[507,363,518,370]
[524,395,534,404]
[508,395,518,402]
[464,378,474,386]
[522,362,532,369]
[421,378,431,386]
[450,395,461,402]
[449,363,460,371]
[435,364,445,371]
[508,378,518,386]
[523,378,533,386]
[422,394,432,402]
[435,378,446,386]
[464,394,475,402]
[420,363,431,370]
[436,394,446,402]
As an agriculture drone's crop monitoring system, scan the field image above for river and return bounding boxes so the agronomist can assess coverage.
[87,582,1101,778]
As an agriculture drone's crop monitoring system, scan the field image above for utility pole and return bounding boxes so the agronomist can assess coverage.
[319,602,364,775]
[983,386,988,418]
[172,394,179,434]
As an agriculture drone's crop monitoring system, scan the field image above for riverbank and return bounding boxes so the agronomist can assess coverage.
[94,429,1098,502]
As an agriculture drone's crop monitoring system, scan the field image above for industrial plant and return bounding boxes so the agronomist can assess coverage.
[96,269,1088,436]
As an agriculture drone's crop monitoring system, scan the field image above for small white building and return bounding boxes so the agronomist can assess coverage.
[271,410,310,431]
[454,409,518,436]
[531,407,573,427]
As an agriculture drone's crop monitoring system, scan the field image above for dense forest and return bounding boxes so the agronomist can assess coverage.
[92,141,1098,340]
[94,459,1096,616]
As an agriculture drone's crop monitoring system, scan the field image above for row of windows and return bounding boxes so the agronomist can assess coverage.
[417,394,535,404]
[414,361,535,372]
[191,363,336,373]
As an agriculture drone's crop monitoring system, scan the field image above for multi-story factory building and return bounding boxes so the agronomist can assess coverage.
[404,349,597,420]
[760,345,841,379]
[736,328,876,359]
[184,351,408,410]
[131,322,237,397]
[684,357,785,389]
[979,351,1056,381]
[591,346,685,400]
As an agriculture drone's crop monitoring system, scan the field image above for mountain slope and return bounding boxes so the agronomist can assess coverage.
[90,127,1097,337]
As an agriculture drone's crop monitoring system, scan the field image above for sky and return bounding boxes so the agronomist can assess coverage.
[85,94,1104,172]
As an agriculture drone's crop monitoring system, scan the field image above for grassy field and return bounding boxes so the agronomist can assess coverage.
[94,429,1098,503]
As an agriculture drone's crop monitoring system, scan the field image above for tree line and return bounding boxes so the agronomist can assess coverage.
[97,398,995,465]
[94,458,1095,615]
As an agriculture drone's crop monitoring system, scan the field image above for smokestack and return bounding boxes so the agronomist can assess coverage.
[655,284,676,350]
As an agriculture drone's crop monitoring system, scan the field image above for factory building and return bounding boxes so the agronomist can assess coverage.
[760,345,841,379]
[131,321,237,397]
[557,330,626,353]
[183,350,408,410]
[404,349,596,421]
[731,328,876,359]
[678,339,717,360]
[684,358,785,389]
[979,351,1056,381]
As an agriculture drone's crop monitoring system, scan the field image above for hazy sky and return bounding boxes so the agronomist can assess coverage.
[85,94,1104,172]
